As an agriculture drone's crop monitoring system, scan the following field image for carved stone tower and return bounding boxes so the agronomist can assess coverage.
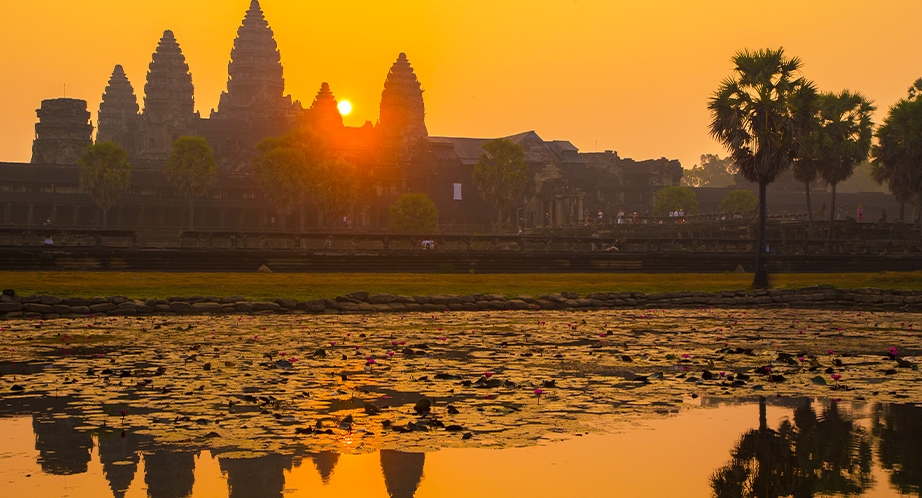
[378,53,428,150]
[31,98,94,165]
[138,30,196,160]
[97,65,140,153]
[307,82,344,133]
[213,0,293,122]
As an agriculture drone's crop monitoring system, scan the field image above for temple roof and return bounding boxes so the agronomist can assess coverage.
[423,131,578,165]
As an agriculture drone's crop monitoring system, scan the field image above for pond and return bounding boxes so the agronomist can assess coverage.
[0,308,920,497]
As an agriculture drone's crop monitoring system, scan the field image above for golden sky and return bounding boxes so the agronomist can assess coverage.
[1,0,920,169]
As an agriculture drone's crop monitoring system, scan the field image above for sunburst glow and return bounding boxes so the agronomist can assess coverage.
[337,100,353,116]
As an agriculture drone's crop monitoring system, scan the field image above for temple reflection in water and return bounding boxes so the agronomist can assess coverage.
[3,394,922,497]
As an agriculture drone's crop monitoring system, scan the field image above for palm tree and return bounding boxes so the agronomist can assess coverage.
[78,141,132,229]
[165,136,218,231]
[709,48,816,288]
[791,157,821,239]
[472,138,528,233]
[872,78,922,238]
[811,91,875,248]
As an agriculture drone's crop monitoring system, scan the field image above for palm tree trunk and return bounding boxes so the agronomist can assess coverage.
[899,202,905,222]
[826,182,837,251]
[497,207,503,234]
[753,182,769,289]
[102,208,108,230]
[918,192,922,240]
[188,198,195,231]
[804,181,818,239]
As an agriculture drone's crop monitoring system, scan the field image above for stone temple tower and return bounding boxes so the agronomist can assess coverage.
[378,53,428,150]
[138,30,197,161]
[307,82,344,133]
[30,98,94,165]
[213,0,294,122]
[96,65,140,153]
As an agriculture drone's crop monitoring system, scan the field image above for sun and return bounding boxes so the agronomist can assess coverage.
[337,100,352,116]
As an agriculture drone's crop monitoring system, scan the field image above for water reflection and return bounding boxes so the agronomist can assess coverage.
[2,397,920,497]
[380,450,425,498]
[145,450,196,498]
[873,403,922,496]
[219,454,292,498]
[711,397,873,497]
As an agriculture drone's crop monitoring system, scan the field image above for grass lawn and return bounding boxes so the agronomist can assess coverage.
[1,271,921,301]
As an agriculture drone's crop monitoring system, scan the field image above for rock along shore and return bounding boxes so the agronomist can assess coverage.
[2,287,922,320]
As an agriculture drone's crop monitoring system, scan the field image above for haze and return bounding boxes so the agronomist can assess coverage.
[1,0,919,168]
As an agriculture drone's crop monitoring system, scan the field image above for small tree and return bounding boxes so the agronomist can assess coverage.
[681,154,738,187]
[307,158,357,228]
[472,138,528,233]
[719,189,758,214]
[253,145,308,229]
[390,193,439,234]
[78,141,132,228]
[165,136,218,231]
[653,186,699,216]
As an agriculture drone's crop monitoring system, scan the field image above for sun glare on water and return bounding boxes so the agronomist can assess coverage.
[338,100,353,116]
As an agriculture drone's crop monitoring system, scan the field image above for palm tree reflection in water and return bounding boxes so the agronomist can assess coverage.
[873,403,922,496]
[711,398,873,497]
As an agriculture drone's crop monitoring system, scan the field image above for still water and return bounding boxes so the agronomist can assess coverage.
[1,309,921,497]
[1,399,919,498]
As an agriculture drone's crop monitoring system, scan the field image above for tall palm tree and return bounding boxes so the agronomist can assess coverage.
[872,78,922,238]
[810,91,875,248]
[708,48,816,288]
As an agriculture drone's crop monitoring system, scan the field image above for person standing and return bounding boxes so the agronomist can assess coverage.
[857,205,864,222]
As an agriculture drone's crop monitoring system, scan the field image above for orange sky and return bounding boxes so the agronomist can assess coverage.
[1,0,920,169]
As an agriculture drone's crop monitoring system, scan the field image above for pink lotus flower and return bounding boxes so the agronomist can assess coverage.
[534,388,543,395]
[827,350,834,355]
[387,351,395,357]
[484,372,494,378]
[681,354,691,359]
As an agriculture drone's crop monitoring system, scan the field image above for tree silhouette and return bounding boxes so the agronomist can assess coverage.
[720,189,758,214]
[809,91,875,248]
[709,48,816,287]
[712,398,873,498]
[165,136,217,231]
[78,141,132,228]
[873,403,922,495]
[653,186,699,215]
[872,78,922,237]
[473,138,528,233]
[390,193,439,234]
[253,145,308,229]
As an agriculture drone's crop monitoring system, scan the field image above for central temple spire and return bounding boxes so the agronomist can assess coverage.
[213,0,293,121]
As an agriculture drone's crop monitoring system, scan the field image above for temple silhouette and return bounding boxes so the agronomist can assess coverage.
[4,0,682,237]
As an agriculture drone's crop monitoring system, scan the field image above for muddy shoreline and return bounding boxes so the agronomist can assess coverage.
[2,286,922,320]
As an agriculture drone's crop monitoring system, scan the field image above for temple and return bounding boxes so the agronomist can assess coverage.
[3,0,685,237]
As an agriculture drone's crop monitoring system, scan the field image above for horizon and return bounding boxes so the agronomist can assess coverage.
[1,0,920,169]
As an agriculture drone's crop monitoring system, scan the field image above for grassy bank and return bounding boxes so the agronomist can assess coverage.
[1,271,921,301]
